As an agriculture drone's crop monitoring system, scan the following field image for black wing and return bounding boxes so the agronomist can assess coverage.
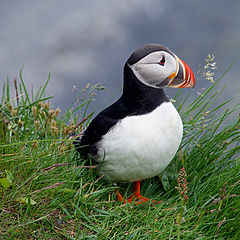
[74,97,132,160]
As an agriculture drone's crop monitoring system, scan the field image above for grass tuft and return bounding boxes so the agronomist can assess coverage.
[0,63,239,239]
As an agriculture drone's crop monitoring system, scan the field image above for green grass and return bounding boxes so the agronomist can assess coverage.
[0,66,239,240]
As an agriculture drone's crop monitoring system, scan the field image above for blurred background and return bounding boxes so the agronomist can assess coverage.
[0,0,239,114]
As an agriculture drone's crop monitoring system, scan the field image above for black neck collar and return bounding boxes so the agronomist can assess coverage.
[121,63,169,114]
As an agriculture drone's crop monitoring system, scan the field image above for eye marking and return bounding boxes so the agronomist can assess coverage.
[159,56,165,66]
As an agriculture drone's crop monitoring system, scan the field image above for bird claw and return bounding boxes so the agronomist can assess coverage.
[115,191,161,205]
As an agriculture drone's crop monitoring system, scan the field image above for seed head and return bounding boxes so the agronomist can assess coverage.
[34,120,40,130]
[11,109,18,117]
[7,104,14,111]
[32,106,37,117]
[44,102,49,110]
[55,108,61,117]
[176,167,189,201]
[18,118,24,128]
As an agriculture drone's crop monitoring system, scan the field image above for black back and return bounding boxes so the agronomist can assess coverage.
[74,63,169,161]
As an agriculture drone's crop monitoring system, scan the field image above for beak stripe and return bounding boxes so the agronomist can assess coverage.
[168,56,195,88]
[178,58,195,88]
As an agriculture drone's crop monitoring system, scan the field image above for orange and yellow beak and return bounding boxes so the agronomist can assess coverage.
[167,56,195,88]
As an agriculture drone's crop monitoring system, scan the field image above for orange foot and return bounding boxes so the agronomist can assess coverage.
[115,180,161,205]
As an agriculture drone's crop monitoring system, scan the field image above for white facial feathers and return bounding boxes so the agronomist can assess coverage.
[129,51,177,88]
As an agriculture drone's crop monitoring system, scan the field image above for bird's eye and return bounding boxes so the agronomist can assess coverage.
[159,56,165,66]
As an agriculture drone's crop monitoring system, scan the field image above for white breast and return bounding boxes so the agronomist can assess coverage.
[96,102,183,182]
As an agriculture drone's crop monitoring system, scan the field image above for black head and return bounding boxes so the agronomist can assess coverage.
[125,44,195,89]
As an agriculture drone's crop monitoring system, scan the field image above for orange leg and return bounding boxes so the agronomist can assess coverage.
[115,180,161,205]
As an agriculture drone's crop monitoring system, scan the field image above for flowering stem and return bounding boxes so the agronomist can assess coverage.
[176,167,189,239]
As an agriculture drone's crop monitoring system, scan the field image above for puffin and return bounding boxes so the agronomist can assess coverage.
[74,44,195,204]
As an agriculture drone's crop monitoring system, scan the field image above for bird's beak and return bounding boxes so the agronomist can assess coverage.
[167,56,195,88]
